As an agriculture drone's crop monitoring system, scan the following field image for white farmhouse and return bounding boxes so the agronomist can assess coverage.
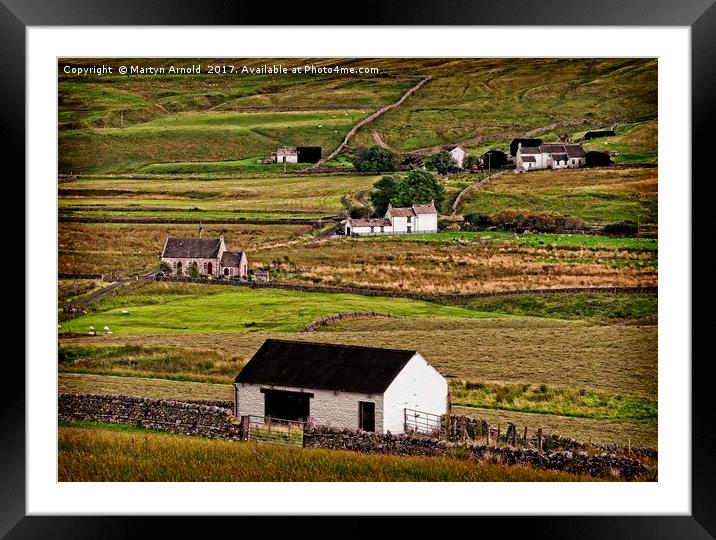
[443,144,468,169]
[342,201,439,237]
[273,147,298,163]
[516,143,586,171]
[234,339,449,434]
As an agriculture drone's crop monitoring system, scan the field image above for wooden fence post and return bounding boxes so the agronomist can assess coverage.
[497,424,501,445]
[537,428,543,454]
[240,415,250,441]
[523,426,528,447]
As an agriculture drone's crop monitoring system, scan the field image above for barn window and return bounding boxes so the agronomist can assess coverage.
[370,226,374,233]
[380,226,384,233]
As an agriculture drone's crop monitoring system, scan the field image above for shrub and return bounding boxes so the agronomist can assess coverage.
[603,220,639,236]
[349,206,372,219]
[489,209,586,233]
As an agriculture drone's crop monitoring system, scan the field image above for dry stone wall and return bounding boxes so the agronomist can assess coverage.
[303,426,650,480]
[59,393,242,440]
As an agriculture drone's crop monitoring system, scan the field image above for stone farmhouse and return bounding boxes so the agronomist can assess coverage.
[160,235,248,278]
[234,339,449,434]
[341,201,439,237]
[515,142,587,171]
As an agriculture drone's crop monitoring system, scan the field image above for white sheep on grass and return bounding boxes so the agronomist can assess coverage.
[103,325,110,333]
[121,309,130,315]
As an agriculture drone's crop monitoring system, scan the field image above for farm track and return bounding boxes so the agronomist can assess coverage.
[65,270,158,309]
[311,76,432,168]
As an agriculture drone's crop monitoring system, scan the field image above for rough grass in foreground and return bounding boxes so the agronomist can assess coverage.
[58,425,610,482]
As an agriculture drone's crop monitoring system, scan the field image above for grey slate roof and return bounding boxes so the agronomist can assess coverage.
[413,202,437,215]
[565,145,586,158]
[348,218,391,227]
[521,156,536,163]
[518,147,541,155]
[221,251,246,267]
[539,144,568,154]
[161,238,221,259]
[235,339,418,394]
[388,207,416,218]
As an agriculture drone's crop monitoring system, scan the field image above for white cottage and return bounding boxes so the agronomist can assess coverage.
[516,143,586,171]
[342,201,439,237]
[234,340,449,434]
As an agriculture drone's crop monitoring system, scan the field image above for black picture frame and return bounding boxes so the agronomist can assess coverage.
[7,1,712,537]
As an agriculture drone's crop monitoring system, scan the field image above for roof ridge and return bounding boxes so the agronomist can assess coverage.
[264,338,417,355]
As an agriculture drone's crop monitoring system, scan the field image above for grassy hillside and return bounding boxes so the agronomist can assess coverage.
[350,58,657,151]
[457,167,658,226]
[59,424,607,482]
[59,58,657,173]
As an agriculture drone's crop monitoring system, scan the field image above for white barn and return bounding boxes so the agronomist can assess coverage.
[444,144,468,169]
[342,201,439,237]
[273,147,298,163]
[234,339,449,434]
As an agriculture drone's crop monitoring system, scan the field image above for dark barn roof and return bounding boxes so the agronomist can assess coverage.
[221,251,245,267]
[235,339,418,394]
[162,238,222,259]
[584,130,616,140]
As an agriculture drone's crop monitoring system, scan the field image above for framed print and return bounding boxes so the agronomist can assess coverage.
[6,1,713,538]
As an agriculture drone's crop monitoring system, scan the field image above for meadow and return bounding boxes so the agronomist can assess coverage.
[254,234,657,293]
[60,309,657,398]
[58,424,608,482]
[457,167,658,226]
[63,282,505,335]
[59,174,377,212]
[58,222,314,276]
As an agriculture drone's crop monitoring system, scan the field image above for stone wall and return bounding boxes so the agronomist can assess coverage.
[59,393,243,440]
[303,426,650,480]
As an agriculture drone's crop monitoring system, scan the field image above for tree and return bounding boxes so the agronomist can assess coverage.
[159,261,172,274]
[369,175,399,217]
[187,262,200,279]
[424,151,459,174]
[352,145,395,172]
[394,169,446,208]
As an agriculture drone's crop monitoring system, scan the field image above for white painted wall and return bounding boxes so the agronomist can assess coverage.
[235,383,384,432]
[449,147,467,168]
[382,353,449,434]
[415,213,438,233]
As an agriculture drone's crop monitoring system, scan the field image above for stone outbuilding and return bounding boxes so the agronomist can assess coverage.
[160,235,248,278]
[234,339,449,434]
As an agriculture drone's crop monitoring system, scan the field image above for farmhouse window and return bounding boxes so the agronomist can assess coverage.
[370,226,374,232]
[380,226,384,233]
[407,216,412,223]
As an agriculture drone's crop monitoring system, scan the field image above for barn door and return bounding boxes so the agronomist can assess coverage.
[359,401,375,432]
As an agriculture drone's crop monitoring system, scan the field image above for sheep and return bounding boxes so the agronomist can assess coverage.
[121,309,129,315]
[103,325,110,333]
[107,331,113,335]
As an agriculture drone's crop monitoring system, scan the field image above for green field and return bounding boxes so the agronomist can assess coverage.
[58,424,612,482]
[59,174,377,214]
[66,281,506,335]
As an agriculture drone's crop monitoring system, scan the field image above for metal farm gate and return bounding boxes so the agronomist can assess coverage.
[403,408,445,439]
[244,415,306,446]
